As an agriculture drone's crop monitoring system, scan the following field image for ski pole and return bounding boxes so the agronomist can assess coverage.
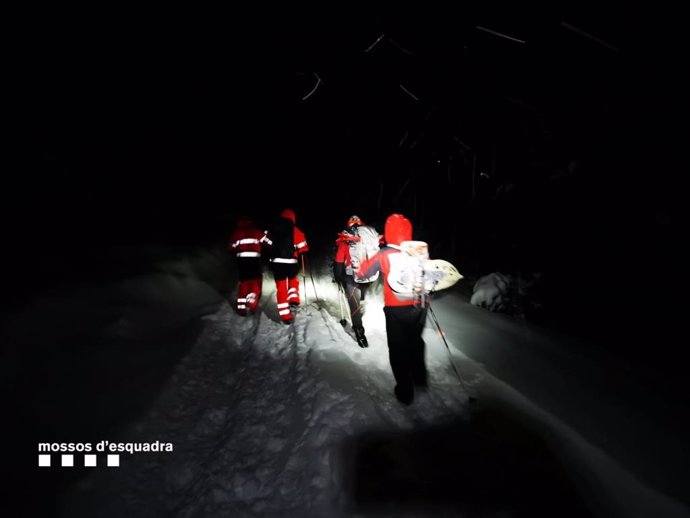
[338,284,350,327]
[301,255,307,303]
[305,255,321,304]
[427,302,476,403]
[337,284,346,326]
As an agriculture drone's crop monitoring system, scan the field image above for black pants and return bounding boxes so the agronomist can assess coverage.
[341,275,371,330]
[237,257,262,280]
[383,305,428,391]
[270,261,299,281]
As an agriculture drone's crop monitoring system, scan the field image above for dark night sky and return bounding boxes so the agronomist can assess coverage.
[9,4,685,295]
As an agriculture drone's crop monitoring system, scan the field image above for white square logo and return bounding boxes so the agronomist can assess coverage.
[107,454,120,467]
[38,455,51,467]
[61,454,74,467]
[84,454,97,467]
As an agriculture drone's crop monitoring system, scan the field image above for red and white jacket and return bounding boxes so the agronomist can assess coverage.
[227,218,271,258]
[356,214,418,307]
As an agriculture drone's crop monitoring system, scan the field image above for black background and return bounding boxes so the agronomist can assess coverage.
[8,4,686,334]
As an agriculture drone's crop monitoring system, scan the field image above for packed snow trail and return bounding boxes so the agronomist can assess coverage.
[27,269,688,517]
[58,281,471,518]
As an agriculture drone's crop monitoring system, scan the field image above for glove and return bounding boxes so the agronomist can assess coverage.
[333,262,347,285]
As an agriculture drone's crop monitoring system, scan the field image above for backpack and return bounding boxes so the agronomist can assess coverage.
[387,241,463,305]
[269,217,296,259]
[348,225,381,283]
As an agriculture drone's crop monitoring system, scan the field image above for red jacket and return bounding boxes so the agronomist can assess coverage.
[228,218,270,258]
[356,214,417,307]
[292,226,309,257]
[283,209,309,258]
[334,231,357,272]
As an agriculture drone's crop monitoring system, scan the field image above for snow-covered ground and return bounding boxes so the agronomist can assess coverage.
[5,248,689,517]
[54,272,474,517]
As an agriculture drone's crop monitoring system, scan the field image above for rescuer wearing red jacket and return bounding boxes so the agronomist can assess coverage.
[333,215,378,348]
[227,217,271,316]
[267,208,309,324]
[356,213,428,405]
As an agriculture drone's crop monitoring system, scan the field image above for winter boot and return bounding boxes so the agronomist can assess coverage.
[354,326,369,348]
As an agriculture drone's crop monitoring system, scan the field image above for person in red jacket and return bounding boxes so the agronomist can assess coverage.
[227,216,271,316]
[356,213,428,405]
[267,208,309,324]
[333,215,379,348]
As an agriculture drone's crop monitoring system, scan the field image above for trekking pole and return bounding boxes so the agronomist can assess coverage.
[337,284,347,326]
[301,254,308,304]
[306,255,321,304]
[427,302,477,403]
